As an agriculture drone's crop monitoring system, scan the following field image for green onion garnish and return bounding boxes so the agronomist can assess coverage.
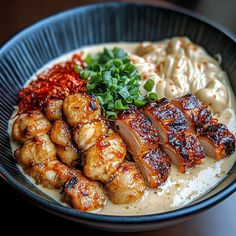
[134,98,147,107]
[115,99,128,110]
[148,92,158,101]
[76,47,158,119]
[144,79,155,92]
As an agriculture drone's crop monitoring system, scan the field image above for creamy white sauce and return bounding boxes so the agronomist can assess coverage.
[8,40,236,216]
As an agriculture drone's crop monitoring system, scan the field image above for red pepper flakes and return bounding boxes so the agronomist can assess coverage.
[18,54,86,114]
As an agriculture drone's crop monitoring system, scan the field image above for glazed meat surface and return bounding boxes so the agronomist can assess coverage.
[199,121,235,160]
[26,160,76,189]
[171,93,212,132]
[143,98,205,172]
[105,161,146,204]
[115,106,170,187]
[12,111,51,143]
[115,106,159,156]
[44,99,63,121]
[15,134,57,169]
[63,173,107,212]
[136,148,171,188]
[73,120,108,151]
[84,129,126,182]
[172,94,235,160]
[50,120,71,147]
[56,144,79,167]
[63,94,101,127]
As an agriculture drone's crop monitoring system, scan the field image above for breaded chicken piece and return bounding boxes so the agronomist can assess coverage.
[73,120,108,151]
[12,111,51,143]
[84,129,126,182]
[26,160,76,189]
[27,160,106,212]
[63,94,101,127]
[105,161,146,204]
[15,134,57,169]
[56,144,80,167]
[44,99,63,122]
[63,173,107,212]
[50,120,71,147]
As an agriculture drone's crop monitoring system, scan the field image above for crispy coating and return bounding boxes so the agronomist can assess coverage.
[26,160,77,189]
[63,173,107,212]
[84,129,126,182]
[171,94,212,132]
[56,144,80,166]
[50,120,71,147]
[136,148,171,188]
[15,134,57,169]
[44,99,63,121]
[63,94,101,127]
[12,111,51,143]
[199,121,235,160]
[115,106,159,156]
[143,98,205,172]
[73,120,108,151]
[105,161,146,204]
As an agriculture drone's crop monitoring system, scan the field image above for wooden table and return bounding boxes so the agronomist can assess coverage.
[1,1,236,235]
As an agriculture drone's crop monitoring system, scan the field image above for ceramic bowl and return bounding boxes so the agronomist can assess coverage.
[0,3,236,232]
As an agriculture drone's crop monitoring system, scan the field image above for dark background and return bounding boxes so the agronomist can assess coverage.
[0,1,236,235]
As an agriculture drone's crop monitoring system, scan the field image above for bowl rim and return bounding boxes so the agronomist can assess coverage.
[0,2,236,223]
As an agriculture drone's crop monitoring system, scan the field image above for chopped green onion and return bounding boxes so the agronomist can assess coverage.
[118,87,130,100]
[144,79,155,92]
[105,111,117,120]
[107,101,115,110]
[80,70,90,80]
[148,92,158,101]
[96,96,104,105]
[115,100,128,110]
[81,47,158,117]
[86,83,97,90]
[134,98,147,107]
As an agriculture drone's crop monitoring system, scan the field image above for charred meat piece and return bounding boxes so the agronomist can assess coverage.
[115,106,159,156]
[105,161,146,204]
[171,93,212,132]
[199,121,235,160]
[172,94,235,159]
[73,120,108,151]
[143,98,188,144]
[63,94,101,127]
[44,99,63,121]
[12,111,51,143]
[135,148,171,188]
[84,129,126,183]
[143,98,205,172]
[115,106,170,187]
[63,173,106,212]
[50,120,71,147]
[26,160,77,189]
[15,134,57,169]
[162,130,205,172]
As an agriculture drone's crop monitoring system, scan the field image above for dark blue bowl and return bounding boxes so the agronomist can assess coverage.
[0,3,236,232]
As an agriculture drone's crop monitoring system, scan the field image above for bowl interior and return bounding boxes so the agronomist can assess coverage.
[0,3,236,222]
